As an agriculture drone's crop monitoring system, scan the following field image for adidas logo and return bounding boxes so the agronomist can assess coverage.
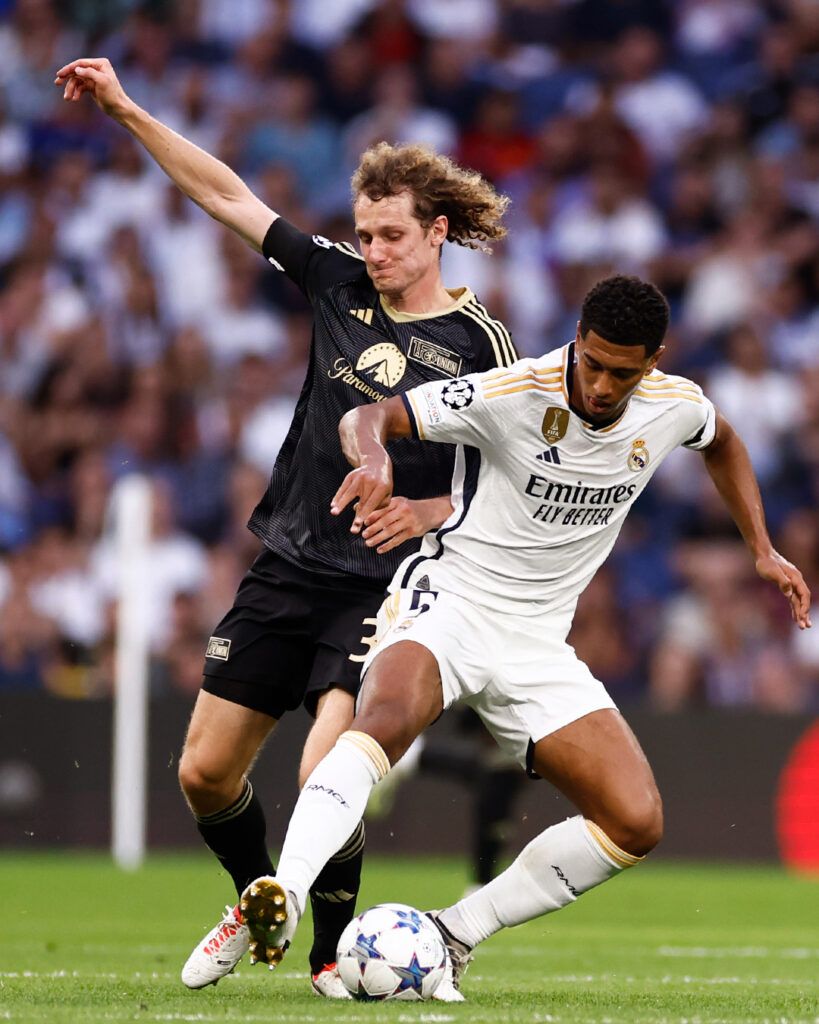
[349,308,374,326]
[536,448,561,464]
[416,575,430,591]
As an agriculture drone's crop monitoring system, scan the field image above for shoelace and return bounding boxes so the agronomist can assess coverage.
[203,906,244,955]
[312,961,338,980]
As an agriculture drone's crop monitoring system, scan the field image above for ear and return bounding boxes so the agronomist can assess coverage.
[429,214,448,248]
[574,320,582,345]
[644,344,665,375]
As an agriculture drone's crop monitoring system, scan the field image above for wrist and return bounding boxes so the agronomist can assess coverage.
[751,541,775,562]
[116,97,146,130]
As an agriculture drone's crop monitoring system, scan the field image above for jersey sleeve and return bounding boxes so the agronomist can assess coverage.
[401,370,509,449]
[262,217,365,304]
[680,389,717,450]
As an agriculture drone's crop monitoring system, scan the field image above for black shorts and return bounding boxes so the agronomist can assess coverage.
[201,548,386,719]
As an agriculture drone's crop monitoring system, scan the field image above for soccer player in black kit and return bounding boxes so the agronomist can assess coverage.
[56,57,518,999]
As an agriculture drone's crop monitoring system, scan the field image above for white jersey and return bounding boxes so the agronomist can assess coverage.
[396,341,717,635]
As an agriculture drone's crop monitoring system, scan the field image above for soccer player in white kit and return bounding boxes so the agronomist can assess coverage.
[234,276,812,996]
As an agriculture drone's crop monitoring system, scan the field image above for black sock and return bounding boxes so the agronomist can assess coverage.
[195,779,275,898]
[474,769,524,885]
[308,820,365,975]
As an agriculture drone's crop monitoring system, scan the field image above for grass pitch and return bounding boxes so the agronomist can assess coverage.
[2,852,818,1024]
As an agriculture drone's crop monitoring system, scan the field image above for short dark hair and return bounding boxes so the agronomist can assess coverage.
[579,275,669,355]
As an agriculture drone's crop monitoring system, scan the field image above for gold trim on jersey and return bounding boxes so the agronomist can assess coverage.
[635,388,702,403]
[586,820,643,868]
[485,381,563,400]
[482,365,560,388]
[480,364,561,387]
[459,300,515,368]
[639,378,700,394]
[383,591,401,628]
[405,390,427,440]
[379,287,472,322]
[561,344,571,403]
[581,416,623,434]
[644,369,697,383]
[464,298,518,366]
[482,365,563,400]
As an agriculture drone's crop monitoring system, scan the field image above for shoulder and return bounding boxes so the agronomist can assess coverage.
[632,369,715,449]
[452,292,518,368]
[478,350,566,403]
[633,369,707,406]
[263,218,369,295]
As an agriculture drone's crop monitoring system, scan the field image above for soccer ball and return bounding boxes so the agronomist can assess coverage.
[336,902,447,1001]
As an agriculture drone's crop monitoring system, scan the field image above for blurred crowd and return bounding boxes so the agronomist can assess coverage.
[0,0,816,712]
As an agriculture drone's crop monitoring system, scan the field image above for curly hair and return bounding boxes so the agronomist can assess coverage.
[351,142,509,251]
[580,275,669,355]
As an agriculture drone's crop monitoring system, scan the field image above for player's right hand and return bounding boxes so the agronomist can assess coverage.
[54,58,131,119]
[331,460,393,535]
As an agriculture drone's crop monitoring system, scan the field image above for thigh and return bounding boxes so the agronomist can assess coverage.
[531,709,659,826]
[354,641,445,766]
[464,620,617,770]
[360,586,493,711]
[299,688,355,786]
[182,689,278,780]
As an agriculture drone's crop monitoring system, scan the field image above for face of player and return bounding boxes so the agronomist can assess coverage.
[572,327,663,423]
[353,191,447,303]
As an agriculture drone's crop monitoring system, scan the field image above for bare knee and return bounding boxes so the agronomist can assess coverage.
[178,691,276,814]
[178,746,242,814]
[354,642,443,765]
[353,699,427,766]
[601,791,664,857]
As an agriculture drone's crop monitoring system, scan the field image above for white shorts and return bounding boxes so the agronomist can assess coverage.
[361,578,617,774]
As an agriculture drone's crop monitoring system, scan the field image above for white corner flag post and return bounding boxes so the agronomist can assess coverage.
[111,475,153,870]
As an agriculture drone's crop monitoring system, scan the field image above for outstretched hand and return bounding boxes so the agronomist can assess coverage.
[54,57,130,119]
[755,551,812,629]
[330,458,393,534]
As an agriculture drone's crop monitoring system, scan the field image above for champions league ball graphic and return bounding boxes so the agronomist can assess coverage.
[336,903,447,1001]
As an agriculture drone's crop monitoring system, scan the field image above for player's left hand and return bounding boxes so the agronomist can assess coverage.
[361,497,428,554]
[755,551,812,629]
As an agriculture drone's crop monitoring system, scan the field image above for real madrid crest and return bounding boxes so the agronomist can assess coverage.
[541,407,569,445]
[628,438,650,472]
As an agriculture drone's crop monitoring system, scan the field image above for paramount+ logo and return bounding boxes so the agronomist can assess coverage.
[328,342,407,400]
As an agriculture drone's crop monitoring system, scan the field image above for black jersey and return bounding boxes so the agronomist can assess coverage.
[248,217,518,583]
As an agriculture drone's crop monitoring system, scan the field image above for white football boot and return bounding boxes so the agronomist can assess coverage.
[239,876,300,969]
[426,911,473,1002]
[181,905,249,989]
[311,962,353,999]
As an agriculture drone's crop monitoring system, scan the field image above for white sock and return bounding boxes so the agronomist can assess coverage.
[276,731,389,913]
[439,816,642,947]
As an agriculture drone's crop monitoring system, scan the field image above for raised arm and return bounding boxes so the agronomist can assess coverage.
[702,412,811,629]
[55,57,275,250]
[330,397,412,534]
